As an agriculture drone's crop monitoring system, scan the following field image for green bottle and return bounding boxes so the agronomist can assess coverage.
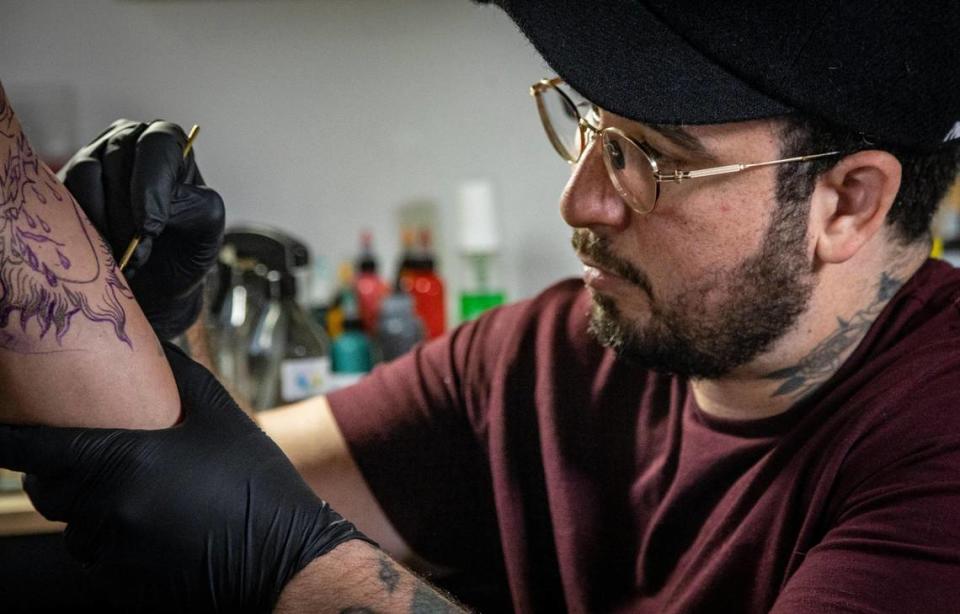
[330,290,373,388]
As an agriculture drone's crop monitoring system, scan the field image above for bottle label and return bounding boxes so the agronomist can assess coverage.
[280,357,331,401]
[326,372,366,393]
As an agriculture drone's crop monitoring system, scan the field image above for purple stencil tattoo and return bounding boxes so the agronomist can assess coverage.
[0,84,133,352]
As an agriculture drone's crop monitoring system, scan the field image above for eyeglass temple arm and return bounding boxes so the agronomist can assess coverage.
[666,151,841,181]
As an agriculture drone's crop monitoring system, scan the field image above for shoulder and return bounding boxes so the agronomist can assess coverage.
[887,259,960,333]
[850,260,960,432]
[796,262,960,495]
[846,259,960,384]
[821,261,960,500]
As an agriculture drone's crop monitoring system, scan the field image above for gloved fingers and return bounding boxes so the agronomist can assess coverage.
[63,512,108,569]
[189,160,205,187]
[0,423,84,475]
[168,184,225,242]
[60,157,109,234]
[161,339,191,362]
[59,119,139,175]
[141,288,204,341]
[124,176,221,278]
[121,234,154,279]
[131,121,191,241]
[102,118,141,141]
[19,425,169,525]
[127,188,222,294]
[62,520,99,569]
[167,183,225,273]
[162,345,256,436]
[163,341,221,407]
[100,122,150,254]
[22,472,85,522]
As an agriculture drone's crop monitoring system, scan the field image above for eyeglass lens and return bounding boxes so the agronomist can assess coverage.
[539,83,659,213]
[540,88,657,213]
[540,86,583,161]
[601,131,657,213]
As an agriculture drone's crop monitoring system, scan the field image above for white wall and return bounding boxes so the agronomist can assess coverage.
[0,0,581,317]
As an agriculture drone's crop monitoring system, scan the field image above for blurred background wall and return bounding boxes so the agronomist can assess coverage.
[0,0,581,314]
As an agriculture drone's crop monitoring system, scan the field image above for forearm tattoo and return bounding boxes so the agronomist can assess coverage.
[335,554,464,614]
[0,83,132,353]
[378,553,401,593]
[764,272,903,398]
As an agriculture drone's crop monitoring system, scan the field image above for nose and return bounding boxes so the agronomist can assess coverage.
[559,138,632,232]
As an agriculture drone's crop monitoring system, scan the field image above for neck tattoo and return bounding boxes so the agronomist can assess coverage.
[763,271,903,399]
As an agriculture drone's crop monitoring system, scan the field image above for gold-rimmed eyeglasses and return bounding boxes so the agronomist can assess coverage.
[530,77,841,214]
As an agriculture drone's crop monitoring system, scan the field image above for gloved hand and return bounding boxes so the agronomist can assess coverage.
[0,344,373,614]
[58,120,225,340]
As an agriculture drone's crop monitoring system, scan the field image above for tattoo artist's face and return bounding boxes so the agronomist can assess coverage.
[562,115,816,378]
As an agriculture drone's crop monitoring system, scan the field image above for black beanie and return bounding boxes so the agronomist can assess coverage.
[480,0,960,152]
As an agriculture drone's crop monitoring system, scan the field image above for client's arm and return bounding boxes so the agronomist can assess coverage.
[0,82,178,427]
[0,348,467,613]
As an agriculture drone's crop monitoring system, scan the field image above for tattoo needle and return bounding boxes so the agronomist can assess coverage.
[118,124,201,271]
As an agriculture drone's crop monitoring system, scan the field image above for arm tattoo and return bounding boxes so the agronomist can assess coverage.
[0,83,132,353]
[763,272,903,398]
[378,554,401,593]
[410,582,460,613]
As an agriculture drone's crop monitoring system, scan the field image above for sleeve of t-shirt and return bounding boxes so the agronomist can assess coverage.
[770,383,960,613]
[326,303,520,571]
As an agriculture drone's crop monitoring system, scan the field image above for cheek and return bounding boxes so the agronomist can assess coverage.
[625,181,773,294]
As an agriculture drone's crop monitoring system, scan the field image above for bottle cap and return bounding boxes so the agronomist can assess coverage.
[418,228,436,270]
[357,230,378,273]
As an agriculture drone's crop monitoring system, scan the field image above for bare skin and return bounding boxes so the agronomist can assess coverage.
[275,541,465,614]
[0,81,178,428]
[561,112,927,420]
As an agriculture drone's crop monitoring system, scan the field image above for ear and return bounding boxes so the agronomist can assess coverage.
[811,150,902,264]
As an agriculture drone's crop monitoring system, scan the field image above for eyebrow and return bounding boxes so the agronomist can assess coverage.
[648,123,717,162]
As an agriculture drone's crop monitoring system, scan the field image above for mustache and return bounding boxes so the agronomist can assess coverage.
[571,229,653,295]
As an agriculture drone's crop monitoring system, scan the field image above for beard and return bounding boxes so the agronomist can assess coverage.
[577,197,815,379]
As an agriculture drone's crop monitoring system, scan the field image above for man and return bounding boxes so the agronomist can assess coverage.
[3,0,960,612]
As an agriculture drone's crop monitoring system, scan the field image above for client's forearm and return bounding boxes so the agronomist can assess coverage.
[275,540,466,614]
[0,82,178,427]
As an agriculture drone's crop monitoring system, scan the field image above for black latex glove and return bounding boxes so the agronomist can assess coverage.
[58,120,225,340]
[0,345,373,614]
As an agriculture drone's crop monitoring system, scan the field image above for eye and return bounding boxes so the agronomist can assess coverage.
[604,139,626,170]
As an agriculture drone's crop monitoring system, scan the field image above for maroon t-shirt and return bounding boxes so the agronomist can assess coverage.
[328,259,960,613]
